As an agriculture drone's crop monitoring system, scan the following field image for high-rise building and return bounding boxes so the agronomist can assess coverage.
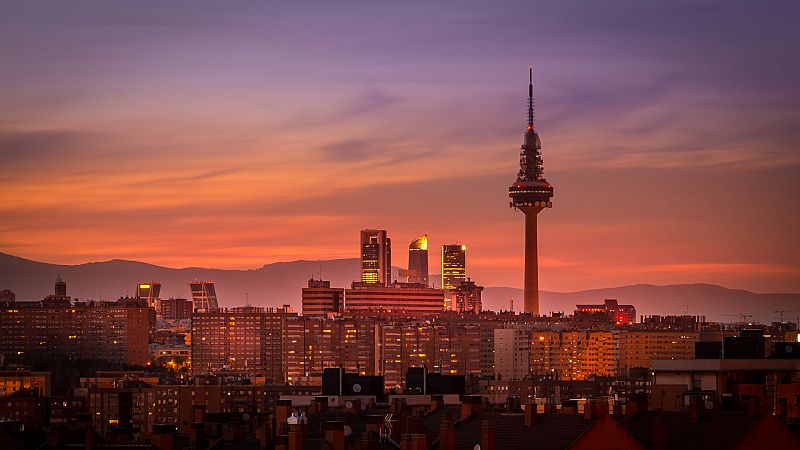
[407,235,429,286]
[508,67,554,315]
[494,328,531,381]
[0,298,153,365]
[447,278,484,313]
[54,275,67,298]
[191,306,285,379]
[158,298,192,320]
[360,229,391,286]
[136,281,161,308]
[301,279,344,317]
[441,244,466,290]
[189,281,219,312]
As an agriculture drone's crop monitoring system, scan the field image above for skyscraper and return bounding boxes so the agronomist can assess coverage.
[190,281,219,312]
[136,281,161,308]
[407,234,429,286]
[54,275,67,298]
[360,229,391,286]
[508,67,554,315]
[441,244,466,290]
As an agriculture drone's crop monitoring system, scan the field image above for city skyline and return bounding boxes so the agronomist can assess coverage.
[1,1,798,295]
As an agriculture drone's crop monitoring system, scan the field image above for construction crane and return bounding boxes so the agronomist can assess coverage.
[775,310,800,322]
[722,313,753,324]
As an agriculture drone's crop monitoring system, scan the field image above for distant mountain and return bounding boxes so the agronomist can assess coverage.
[483,284,800,323]
[1,252,797,323]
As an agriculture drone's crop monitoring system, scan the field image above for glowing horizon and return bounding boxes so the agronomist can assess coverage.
[1,1,798,294]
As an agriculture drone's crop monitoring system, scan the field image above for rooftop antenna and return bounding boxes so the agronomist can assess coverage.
[527,66,535,131]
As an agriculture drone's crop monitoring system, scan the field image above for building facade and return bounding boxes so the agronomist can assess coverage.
[189,281,219,312]
[360,229,392,286]
[441,244,467,290]
[301,279,344,317]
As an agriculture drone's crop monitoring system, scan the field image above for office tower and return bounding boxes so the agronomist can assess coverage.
[301,279,344,317]
[508,67,554,315]
[447,278,484,313]
[344,283,445,316]
[441,244,466,290]
[407,234,429,285]
[360,229,391,286]
[54,275,67,298]
[189,281,219,312]
[136,281,161,308]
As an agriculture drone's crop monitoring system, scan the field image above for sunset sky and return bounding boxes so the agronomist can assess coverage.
[1,1,798,293]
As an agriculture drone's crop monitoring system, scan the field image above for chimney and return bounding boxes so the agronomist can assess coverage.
[560,400,578,414]
[365,414,385,436]
[192,404,206,423]
[274,434,288,450]
[480,420,496,450]
[324,421,345,450]
[653,417,668,450]
[288,423,304,450]
[524,403,538,427]
[460,395,483,421]
[85,427,97,450]
[275,399,292,435]
[151,424,176,450]
[313,396,329,413]
[543,402,557,414]
[688,398,703,424]
[190,422,205,447]
[584,401,608,420]
[439,419,456,450]
[430,394,444,412]
[346,398,362,416]
[256,421,273,450]
[393,397,408,414]
[47,429,65,448]
[400,433,426,450]
[627,393,648,418]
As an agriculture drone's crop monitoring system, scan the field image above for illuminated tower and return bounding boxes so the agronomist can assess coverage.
[508,67,554,315]
[407,234,429,285]
[360,229,392,286]
[441,244,466,290]
[135,281,161,308]
[190,281,219,312]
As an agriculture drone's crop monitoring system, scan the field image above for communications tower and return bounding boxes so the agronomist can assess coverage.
[508,67,554,315]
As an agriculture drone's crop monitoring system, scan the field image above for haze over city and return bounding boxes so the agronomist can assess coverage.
[2,0,798,296]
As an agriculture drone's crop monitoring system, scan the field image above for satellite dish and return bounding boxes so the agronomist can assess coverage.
[242,412,250,421]
[474,445,481,450]
[353,383,362,393]
[704,399,714,410]
[344,425,352,437]
[786,344,794,354]
[345,400,353,409]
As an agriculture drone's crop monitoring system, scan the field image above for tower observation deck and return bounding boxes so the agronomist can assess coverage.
[508,67,554,315]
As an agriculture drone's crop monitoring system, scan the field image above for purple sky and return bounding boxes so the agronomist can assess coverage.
[1,1,798,293]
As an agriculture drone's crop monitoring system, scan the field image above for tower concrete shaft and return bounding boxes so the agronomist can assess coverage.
[522,206,543,315]
[508,67,553,316]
